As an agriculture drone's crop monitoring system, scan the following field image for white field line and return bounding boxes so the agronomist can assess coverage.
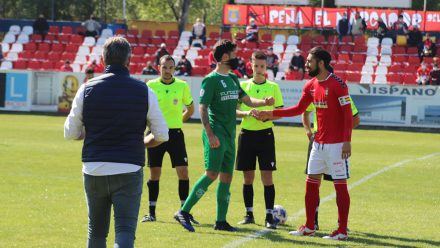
[222,152,439,248]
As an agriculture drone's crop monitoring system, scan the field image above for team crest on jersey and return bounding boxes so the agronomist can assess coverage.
[173,98,178,105]
[325,88,329,96]
[338,95,351,106]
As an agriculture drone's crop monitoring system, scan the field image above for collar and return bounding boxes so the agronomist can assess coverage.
[160,78,175,85]
[104,65,130,75]
[252,79,266,85]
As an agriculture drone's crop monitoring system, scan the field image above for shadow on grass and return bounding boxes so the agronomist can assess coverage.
[347,231,440,248]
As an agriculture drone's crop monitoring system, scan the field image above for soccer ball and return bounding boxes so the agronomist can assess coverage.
[273,205,287,224]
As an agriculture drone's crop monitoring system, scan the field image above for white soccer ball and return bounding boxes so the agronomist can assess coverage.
[273,205,288,224]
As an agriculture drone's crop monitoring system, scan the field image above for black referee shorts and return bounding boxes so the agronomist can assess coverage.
[236,128,276,171]
[147,128,188,168]
[305,134,333,181]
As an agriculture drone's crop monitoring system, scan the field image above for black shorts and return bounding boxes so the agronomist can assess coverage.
[305,134,333,181]
[236,128,276,171]
[147,129,188,168]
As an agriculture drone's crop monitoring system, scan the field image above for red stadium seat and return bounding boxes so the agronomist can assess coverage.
[346,63,363,73]
[198,49,211,57]
[327,35,338,44]
[34,51,47,61]
[169,30,179,39]
[352,54,366,64]
[70,35,84,45]
[354,36,366,46]
[41,61,55,70]
[24,42,37,51]
[333,63,348,71]
[339,45,352,54]
[392,46,406,55]
[389,64,404,74]
[75,26,85,35]
[407,47,419,56]
[20,51,33,60]
[352,45,367,54]
[313,35,326,45]
[115,28,126,36]
[325,44,338,54]
[404,65,418,74]
[131,55,144,64]
[48,52,62,61]
[150,37,163,46]
[64,44,79,53]
[13,60,28,69]
[392,55,408,64]
[407,56,420,65]
[38,43,51,52]
[387,74,403,84]
[28,60,42,70]
[127,29,139,37]
[345,72,361,83]
[155,30,166,38]
[192,66,208,76]
[126,37,138,45]
[61,52,76,62]
[221,32,232,40]
[261,33,272,43]
[132,46,145,56]
[300,35,313,45]
[209,32,220,39]
[195,58,208,67]
[58,34,71,44]
[340,35,352,45]
[138,37,150,46]
[49,26,59,34]
[50,43,64,53]
[206,40,217,48]
[235,32,245,40]
[403,74,417,85]
[245,42,257,50]
[423,57,435,65]
[337,54,350,63]
[141,30,153,38]
[334,71,346,81]
[129,64,139,74]
[44,34,56,43]
[61,26,73,34]
[31,34,43,43]
[259,42,271,50]
[298,44,312,52]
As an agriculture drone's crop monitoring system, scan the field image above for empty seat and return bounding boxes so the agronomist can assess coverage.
[387,74,403,84]
[221,32,232,40]
[34,51,48,60]
[10,43,23,53]
[13,60,28,69]
[407,47,419,56]
[389,64,404,74]
[345,72,362,83]
[352,54,366,64]
[38,43,51,52]
[403,74,417,85]
[82,37,96,46]
[48,52,62,61]
[339,45,352,54]
[28,60,42,70]
[375,65,388,75]
[333,63,348,71]
[352,45,367,54]
[365,56,378,66]
[70,35,84,45]
[367,47,378,56]
[96,37,108,46]
[392,46,406,55]
[273,44,284,54]
[392,55,407,64]
[381,38,393,47]
[9,25,21,35]
[127,29,139,37]
[340,36,352,45]
[1,61,13,70]
[61,26,73,34]
[169,30,179,39]
[41,61,55,70]
[367,37,379,47]
[353,36,366,46]
[374,74,387,84]
[3,33,16,43]
[16,34,30,44]
[361,65,375,75]
[6,52,19,61]
[360,75,373,84]
[273,34,286,44]
[77,46,90,56]
[51,43,64,53]
[186,49,198,60]
[58,34,71,44]
[381,46,392,56]
[337,54,350,63]
[286,35,299,45]
[21,26,33,36]
[2,43,10,53]
[300,35,313,45]
[101,28,113,38]
[49,26,60,34]
[155,30,166,38]
[379,55,392,66]
[408,56,420,65]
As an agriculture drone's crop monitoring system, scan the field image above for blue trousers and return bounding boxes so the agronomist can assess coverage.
[84,169,143,248]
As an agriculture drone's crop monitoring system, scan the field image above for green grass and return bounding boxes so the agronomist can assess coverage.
[0,113,439,248]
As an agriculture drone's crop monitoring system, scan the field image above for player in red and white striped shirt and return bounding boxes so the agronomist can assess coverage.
[256,47,352,240]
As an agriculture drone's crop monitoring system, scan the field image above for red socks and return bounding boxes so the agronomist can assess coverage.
[305,176,321,230]
[334,180,350,233]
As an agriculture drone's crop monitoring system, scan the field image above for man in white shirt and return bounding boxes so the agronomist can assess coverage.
[82,14,102,37]
[64,37,168,248]
[190,18,206,46]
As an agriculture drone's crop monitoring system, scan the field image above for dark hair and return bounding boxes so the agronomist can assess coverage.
[213,39,237,62]
[86,68,94,74]
[159,55,175,65]
[102,36,131,66]
[252,51,267,61]
[308,46,332,70]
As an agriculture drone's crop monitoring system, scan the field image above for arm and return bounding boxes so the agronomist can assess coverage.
[240,95,274,108]
[182,103,194,122]
[352,114,360,129]
[302,111,314,141]
[200,104,220,148]
[145,88,169,148]
[64,85,86,140]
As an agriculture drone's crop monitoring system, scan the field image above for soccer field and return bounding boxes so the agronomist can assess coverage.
[0,113,439,248]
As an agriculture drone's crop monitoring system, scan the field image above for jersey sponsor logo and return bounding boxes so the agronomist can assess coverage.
[314,101,328,108]
[200,89,205,97]
[271,162,275,167]
[338,95,351,106]
[220,90,239,101]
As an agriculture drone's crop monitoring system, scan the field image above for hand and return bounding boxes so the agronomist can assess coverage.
[256,110,273,121]
[207,133,220,149]
[249,109,259,118]
[305,130,313,141]
[264,97,274,106]
[341,142,351,160]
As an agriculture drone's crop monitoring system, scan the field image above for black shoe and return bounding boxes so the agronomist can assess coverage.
[265,220,277,229]
[188,213,199,225]
[174,210,195,232]
[237,215,255,225]
[214,221,238,232]
[141,214,156,222]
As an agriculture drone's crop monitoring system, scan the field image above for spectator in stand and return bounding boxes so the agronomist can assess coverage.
[421,33,436,58]
[375,17,388,43]
[60,60,73,72]
[351,12,366,37]
[392,14,408,43]
[176,55,193,76]
[416,62,431,85]
[237,57,247,78]
[208,51,216,69]
[155,43,170,66]
[245,59,253,78]
[189,18,206,46]
[82,14,101,37]
[242,18,258,44]
[283,67,297,80]
[142,61,158,75]
[408,25,423,48]
[83,68,95,83]
[33,14,49,41]
[289,49,305,79]
[266,47,279,79]
[85,59,104,73]
[336,13,350,42]
[430,62,440,85]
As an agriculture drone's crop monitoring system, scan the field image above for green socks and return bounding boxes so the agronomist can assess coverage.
[181,175,213,213]
[216,181,231,222]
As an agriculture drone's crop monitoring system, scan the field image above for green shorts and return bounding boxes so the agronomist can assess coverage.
[202,129,235,175]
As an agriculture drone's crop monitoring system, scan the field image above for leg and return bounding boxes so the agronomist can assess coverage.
[181,170,217,213]
[84,174,111,248]
[261,170,275,226]
[112,170,143,248]
[146,167,161,219]
[243,170,255,216]
[176,166,189,206]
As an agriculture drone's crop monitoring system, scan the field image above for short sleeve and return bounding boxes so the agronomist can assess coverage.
[183,83,193,106]
[199,77,215,105]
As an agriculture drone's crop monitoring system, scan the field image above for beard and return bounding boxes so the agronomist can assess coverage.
[308,67,320,77]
